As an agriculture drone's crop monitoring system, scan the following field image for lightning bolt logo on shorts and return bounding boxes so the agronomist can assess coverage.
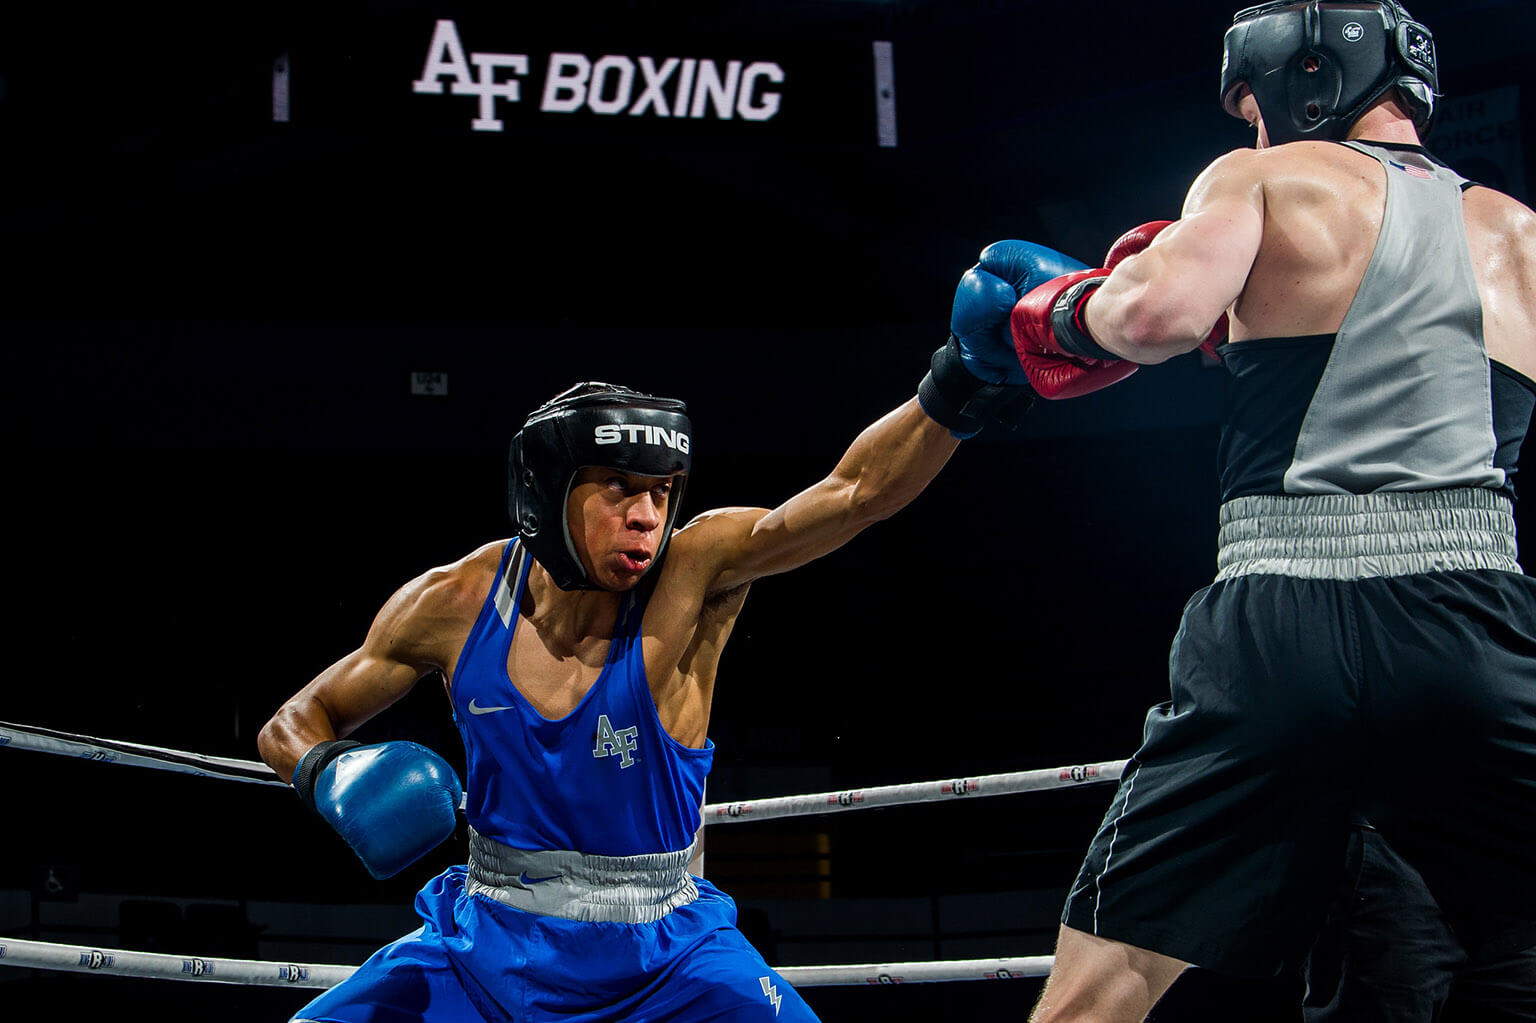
[759,976,782,1016]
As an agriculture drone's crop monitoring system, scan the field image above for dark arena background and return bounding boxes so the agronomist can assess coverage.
[4,1,1532,1020]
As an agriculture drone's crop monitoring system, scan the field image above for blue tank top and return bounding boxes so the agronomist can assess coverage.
[449,540,714,857]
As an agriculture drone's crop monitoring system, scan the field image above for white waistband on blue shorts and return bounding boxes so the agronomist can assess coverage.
[466,827,699,924]
[1215,487,1521,581]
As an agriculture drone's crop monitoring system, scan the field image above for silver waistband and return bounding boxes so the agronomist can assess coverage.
[466,827,698,923]
[1216,487,1521,581]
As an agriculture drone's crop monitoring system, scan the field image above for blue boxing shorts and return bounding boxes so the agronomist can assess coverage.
[293,866,818,1022]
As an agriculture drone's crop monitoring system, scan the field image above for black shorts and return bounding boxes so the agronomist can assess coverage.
[1304,822,1536,1023]
[1061,568,1536,978]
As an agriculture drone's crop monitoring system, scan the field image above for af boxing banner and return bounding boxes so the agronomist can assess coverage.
[412,20,787,132]
[280,11,896,148]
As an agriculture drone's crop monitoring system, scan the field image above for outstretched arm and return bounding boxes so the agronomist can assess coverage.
[691,397,959,594]
[1083,150,1265,363]
[677,239,1144,594]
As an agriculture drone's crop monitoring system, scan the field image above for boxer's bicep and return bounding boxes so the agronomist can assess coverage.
[687,401,956,593]
[260,564,476,779]
[1089,156,1263,359]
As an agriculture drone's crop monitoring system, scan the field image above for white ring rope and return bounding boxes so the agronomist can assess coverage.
[0,720,288,788]
[704,761,1127,824]
[0,938,1052,988]
[2,721,1081,992]
[0,720,1124,823]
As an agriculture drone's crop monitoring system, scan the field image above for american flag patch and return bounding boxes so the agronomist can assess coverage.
[1391,160,1433,179]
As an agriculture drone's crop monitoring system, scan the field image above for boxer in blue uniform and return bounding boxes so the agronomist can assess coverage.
[999,3,1536,1020]
[255,262,1128,1019]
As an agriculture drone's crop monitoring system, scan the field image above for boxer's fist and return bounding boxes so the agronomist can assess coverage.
[949,240,1092,385]
[920,240,1090,437]
[1010,270,1140,399]
[301,740,462,880]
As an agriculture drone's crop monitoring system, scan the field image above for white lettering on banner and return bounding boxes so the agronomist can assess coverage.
[411,19,530,132]
[631,57,679,116]
[541,53,590,113]
[414,20,784,132]
[739,62,785,121]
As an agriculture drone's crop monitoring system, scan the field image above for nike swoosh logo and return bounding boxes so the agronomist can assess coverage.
[467,698,515,716]
[518,872,560,886]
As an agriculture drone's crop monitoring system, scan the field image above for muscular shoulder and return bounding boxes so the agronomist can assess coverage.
[1464,186,1536,250]
[345,540,503,677]
[654,507,769,599]
[1189,145,1272,189]
[390,540,504,629]
[669,507,768,562]
[1189,143,1374,210]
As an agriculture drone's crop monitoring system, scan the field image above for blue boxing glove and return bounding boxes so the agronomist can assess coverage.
[292,739,463,880]
[954,240,1091,385]
[919,240,1092,437]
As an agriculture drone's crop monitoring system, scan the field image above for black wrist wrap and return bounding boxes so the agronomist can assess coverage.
[1049,277,1121,361]
[291,739,362,810]
[918,336,1035,437]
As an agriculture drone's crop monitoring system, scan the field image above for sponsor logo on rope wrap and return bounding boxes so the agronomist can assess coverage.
[985,968,1020,980]
[79,951,116,970]
[828,790,864,807]
[942,778,977,796]
[0,943,7,958]
[1060,765,1100,783]
[278,965,310,983]
[715,802,751,818]
[182,958,215,977]
[869,973,905,984]
[0,733,10,747]
[79,750,118,763]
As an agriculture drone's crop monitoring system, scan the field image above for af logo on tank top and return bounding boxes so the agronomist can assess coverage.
[593,714,639,768]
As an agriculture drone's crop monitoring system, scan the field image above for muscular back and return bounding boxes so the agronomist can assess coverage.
[1464,185,1536,379]
[1229,140,1536,381]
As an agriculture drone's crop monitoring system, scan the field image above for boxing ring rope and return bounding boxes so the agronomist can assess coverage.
[0,937,1053,988]
[0,719,1126,821]
[701,760,1125,823]
[0,719,289,789]
[1,717,1118,988]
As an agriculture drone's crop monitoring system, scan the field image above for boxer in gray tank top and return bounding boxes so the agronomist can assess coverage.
[999,4,1536,1021]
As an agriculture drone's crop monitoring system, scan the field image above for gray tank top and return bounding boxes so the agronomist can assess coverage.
[1282,140,1503,495]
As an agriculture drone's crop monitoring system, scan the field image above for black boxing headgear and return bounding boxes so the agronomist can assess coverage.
[509,382,692,590]
[1220,1,1438,145]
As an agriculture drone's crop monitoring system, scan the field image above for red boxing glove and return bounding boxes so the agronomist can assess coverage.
[1105,220,1173,269]
[1010,269,1139,399]
[1200,316,1230,362]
